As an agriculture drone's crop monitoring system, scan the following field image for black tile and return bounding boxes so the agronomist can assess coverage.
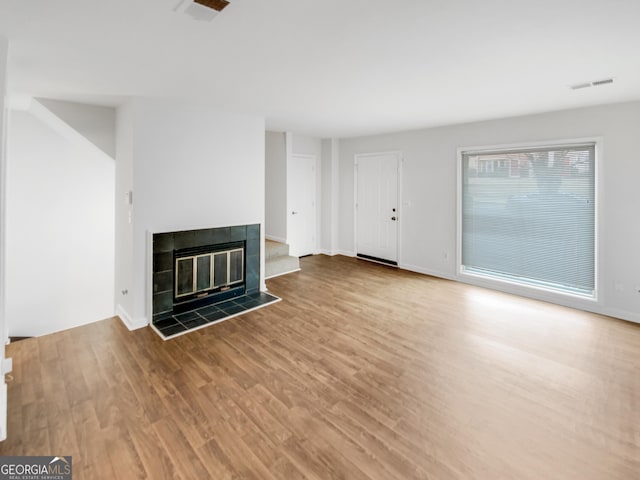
[247,224,260,240]
[246,237,260,257]
[153,311,174,323]
[241,295,279,310]
[174,230,197,250]
[159,323,187,337]
[260,298,279,306]
[183,316,208,329]
[193,229,215,248]
[153,252,173,273]
[218,303,246,315]
[198,305,222,316]
[212,227,231,245]
[215,299,237,310]
[200,309,228,322]
[155,291,280,339]
[201,229,219,246]
[175,311,201,324]
[230,225,247,241]
[154,271,172,293]
[153,292,173,314]
[154,317,179,329]
[246,278,259,295]
[154,233,174,253]
[238,298,262,309]
[233,296,252,305]
[246,252,259,270]
[247,292,278,304]
[246,255,259,293]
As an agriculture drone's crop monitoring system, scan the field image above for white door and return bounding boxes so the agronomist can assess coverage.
[288,154,316,257]
[356,152,399,264]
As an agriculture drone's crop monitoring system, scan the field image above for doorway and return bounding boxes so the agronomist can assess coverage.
[288,154,317,257]
[355,152,401,265]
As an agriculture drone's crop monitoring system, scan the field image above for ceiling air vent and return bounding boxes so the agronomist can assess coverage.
[570,78,614,90]
[174,0,230,21]
[591,78,614,86]
[194,0,230,11]
[570,83,592,90]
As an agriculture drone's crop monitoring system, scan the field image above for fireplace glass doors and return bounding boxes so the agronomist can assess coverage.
[175,245,244,300]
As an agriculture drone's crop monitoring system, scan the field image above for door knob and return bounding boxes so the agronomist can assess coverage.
[391,216,397,221]
[292,211,299,215]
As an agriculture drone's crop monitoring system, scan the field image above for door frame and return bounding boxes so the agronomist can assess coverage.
[353,151,403,265]
[287,153,319,256]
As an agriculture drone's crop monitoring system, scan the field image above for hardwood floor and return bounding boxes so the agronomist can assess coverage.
[2,255,639,479]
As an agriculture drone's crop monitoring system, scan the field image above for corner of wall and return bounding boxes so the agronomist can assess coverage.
[115,304,148,331]
[265,234,287,243]
[0,35,9,441]
[114,100,135,321]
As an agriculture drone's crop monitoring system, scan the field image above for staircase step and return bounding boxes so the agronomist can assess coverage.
[265,255,300,279]
[265,240,290,259]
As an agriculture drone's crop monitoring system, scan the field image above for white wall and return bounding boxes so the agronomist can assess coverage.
[292,134,322,159]
[0,35,9,441]
[114,102,134,323]
[38,98,116,158]
[265,131,287,242]
[337,101,640,323]
[117,99,265,325]
[320,138,339,255]
[6,107,115,337]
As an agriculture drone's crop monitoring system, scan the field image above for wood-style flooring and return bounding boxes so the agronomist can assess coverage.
[1,255,639,479]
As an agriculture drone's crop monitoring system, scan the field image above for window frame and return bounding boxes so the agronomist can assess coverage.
[456,137,602,302]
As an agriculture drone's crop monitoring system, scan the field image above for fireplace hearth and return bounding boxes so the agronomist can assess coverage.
[151,224,279,339]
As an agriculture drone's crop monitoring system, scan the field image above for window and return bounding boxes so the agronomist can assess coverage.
[460,143,596,296]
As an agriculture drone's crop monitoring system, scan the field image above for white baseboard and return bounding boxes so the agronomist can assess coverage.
[320,249,338,256]
[399,263,457,281]
[337,250,356,257]
[399,265,640,326]
[116,304,148,331]
[265,268,301,279]
[596,306,640,325]
[265,234,287,244]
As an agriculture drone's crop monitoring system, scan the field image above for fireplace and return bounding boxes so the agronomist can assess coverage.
[150,224,279,339]
[173,241,245,312]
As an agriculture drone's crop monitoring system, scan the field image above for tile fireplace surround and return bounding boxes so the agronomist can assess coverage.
[151,224,279,340]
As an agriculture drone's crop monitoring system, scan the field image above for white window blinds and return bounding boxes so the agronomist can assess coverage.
[461,143,595,296]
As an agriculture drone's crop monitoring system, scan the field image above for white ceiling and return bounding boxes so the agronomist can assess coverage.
[1,0,639,137]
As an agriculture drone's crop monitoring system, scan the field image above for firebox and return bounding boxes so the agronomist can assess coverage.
[173,241,245,312]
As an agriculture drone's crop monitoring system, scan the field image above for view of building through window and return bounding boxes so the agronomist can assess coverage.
[461,144,596,295]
